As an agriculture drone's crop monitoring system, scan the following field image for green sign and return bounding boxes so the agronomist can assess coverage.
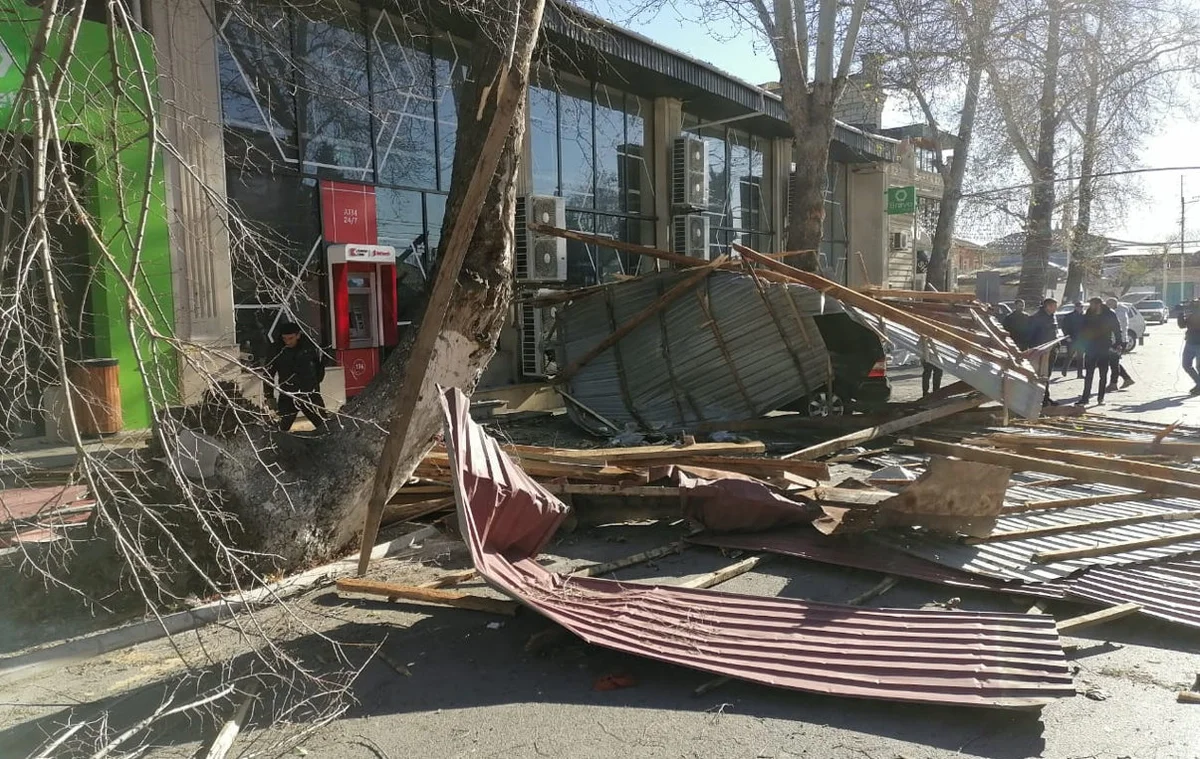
[887,186,916,215]
[0,30,27,111]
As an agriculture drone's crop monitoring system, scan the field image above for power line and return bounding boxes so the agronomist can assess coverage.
[961,165,1200,199]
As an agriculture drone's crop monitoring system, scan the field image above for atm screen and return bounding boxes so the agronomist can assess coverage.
[348,292,371,340]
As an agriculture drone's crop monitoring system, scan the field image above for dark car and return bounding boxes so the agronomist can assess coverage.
[782,313,891,416]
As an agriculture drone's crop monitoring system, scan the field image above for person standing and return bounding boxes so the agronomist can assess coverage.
[1179,299,1200,395]
[921,361,943,397]
[1002,298,1031,349]
[1027,298,1059,405]
[1076,298,1121,406]
[265,322,328,431]
[1104,297,1135,390]
[1060,301,1085,378]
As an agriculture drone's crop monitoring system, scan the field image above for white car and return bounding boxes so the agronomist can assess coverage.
[1116,302,1146,351]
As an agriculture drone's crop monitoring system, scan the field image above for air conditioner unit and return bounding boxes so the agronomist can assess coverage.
[672,136,708,209]
[519,302,558,377]
[785,170,800,225]
[515,195,567,282]
[672,214,711,259]
[890,231,912,251]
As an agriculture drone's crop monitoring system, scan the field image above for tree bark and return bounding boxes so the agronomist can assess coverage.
[926,60,983,291]
[1063,93,1099,303]
[783,84,836,270]
[1018,0,1062,303]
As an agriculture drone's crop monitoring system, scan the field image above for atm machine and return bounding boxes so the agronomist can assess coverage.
[326,242,398,396]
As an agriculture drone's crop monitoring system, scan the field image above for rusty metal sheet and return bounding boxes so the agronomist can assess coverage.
[1064,560,1200,632]
[440,388,1075,708]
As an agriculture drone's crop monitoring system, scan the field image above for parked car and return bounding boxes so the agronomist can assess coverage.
[782,313,891,416]
[1135,299,1169,324]
[1117,302,1146,350]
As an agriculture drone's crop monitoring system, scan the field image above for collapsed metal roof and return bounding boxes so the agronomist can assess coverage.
[439,388,1076,709]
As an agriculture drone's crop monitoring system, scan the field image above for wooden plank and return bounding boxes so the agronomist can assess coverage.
[540,483,682,497]
[336,578,519,616]
[677,554,770,589]
[978,433,1200,459]
[531,223,712,270]
[861,288,978,303]
[846,576,899,605]
[610,454,828,480]
[555,256,727,382]
[559,390,622,432]
[1032,527,1200,564]
[1055,603,1143,634]
[913,439,1200,501]
[565,542,685,578]
[1177,691,1200,704]
[735,246,1040,379]
[418,569,478,589]
[383,496,456,523]
[1025,447,1200,488]
[969,509,1200,544]
[509,441,767,462]
[1007,491,1146,514]
[783,394,987,460]
[356,60,532,576]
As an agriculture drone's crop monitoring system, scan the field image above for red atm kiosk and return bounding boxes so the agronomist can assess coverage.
[320,180,398,397]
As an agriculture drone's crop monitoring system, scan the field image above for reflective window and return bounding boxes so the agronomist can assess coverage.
[683,115,773,257]
[370,14,437,189]
[434,39,468,191]
[594,86,624,214]
[529,85,559,195]
[559,80,594,209]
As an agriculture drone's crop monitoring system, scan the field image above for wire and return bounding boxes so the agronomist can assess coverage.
[961,165,1200,199]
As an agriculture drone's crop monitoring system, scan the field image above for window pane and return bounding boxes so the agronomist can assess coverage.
[623,97,653,217]
[594,86,624,213]
[565,210,597,286]
[377,187,427,269]
[434,38,468,192]
[559,80,594,208]
[370,13,437,189]
[700,127,728,226]
[296,10,373,181]
[529,85,559,196]
[425,192,447,267]
[749,137,769,233]
[729,131,751,231]
[218,6,298,170]
[227,170,320,306]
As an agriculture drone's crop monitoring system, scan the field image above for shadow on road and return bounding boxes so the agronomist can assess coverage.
[1108,395,1196,413]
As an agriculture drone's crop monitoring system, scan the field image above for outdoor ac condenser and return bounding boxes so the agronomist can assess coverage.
[672,136,708,209]
[519,302,558,377]
[673,214,711,259]
[515,195,567,282]
[890,231,912,251]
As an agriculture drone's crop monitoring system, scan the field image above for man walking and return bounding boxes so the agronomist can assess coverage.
[1179,299,1200,395]
[1060,301,1084,378]
[1076,298,1122,406]
[265,322,328,431]
[1104,297,1135,391]
[1002,298,1030,349]
[1027,298,1059,405]
[921,361,943,398]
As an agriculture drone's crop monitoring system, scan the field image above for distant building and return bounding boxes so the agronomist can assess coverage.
[952,238,989,275]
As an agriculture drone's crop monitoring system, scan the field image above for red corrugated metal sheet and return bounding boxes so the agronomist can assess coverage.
[687,529,1065,599]
[1064,560,1200,632]
[440,388,1076,709]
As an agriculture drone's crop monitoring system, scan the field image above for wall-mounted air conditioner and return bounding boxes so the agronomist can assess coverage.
[785,170,800,225]
[515,195,567,282]
[672,214,711,259]
[890,231,912,251]
[519,302,558,377]
[672,136,708,209]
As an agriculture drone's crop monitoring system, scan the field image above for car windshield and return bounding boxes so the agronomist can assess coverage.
[1140,300,1164,309]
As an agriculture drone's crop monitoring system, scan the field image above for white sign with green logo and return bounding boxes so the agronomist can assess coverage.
[887,185,916,215]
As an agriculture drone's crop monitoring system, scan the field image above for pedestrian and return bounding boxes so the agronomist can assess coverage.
[1075,297,1122,406]
[265,322,328,431]
[1179,299,1200,395]
[1104,297,1135,390]
[1027,298,1059,405]
[1001,298,1031,349]
[1060,301,1085,378]
[921,361,943,397]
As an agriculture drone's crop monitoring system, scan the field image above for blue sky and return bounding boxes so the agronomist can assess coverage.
[586,0,1200,247]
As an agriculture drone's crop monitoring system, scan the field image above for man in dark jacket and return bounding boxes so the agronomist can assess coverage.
[1180,300,1200,394]
[265,322,328,431]
[1002,299,1031,349]
[1076,298,1122,406]
[1027,298,1059,405]
[1059,301,1085,378]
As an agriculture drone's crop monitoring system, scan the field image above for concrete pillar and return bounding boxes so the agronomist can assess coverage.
[652,97,682,267]
[145,0,240,402]
[771,137,792,254]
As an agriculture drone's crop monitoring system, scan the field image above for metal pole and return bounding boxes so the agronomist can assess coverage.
[1182,176,1187,305]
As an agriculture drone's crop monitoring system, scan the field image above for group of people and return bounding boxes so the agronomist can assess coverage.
[1001,296,1133,407]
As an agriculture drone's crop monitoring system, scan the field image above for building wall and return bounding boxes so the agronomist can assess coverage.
[847,166,887,288]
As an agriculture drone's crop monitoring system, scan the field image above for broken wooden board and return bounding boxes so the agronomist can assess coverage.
[336,578,519,616]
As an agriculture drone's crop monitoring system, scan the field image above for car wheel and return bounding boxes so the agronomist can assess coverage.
[806,390,846,417]
[1126,329,1138,352]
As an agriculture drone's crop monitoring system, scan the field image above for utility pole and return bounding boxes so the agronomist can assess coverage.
[1183,176,1188,305]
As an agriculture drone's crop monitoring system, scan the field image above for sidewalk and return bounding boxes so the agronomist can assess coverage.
[0,429,152,472]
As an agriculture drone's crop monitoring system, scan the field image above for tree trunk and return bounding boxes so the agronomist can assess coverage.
[1063,67,1102,303]
[783,86,836,271]
[1018,0,1062,303]
[192,0,543,573]
[926,60,983,291]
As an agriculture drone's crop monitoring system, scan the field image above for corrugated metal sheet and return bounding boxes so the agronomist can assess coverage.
[556,271,835,435]
[1064,560,1200,632]
[842,304,1045,419]
[440,388,1077,709]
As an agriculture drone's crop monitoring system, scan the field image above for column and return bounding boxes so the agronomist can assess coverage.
[651,97,682,270]
[771,137,792,254]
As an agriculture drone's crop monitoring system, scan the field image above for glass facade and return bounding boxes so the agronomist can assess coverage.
[217,2,464,355]
[530,75,655,286]
[822,162,850,283]
[682,114,773,256]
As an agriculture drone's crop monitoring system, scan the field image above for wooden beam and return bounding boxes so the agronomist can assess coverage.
[970,509,1200,543]
[1055,603,1143,634]
[356,61,531,576]
[565,542,685,578]
[913,439,1200,501]
[846,576,899,605]
[1024,447,1200,488]
[1033,528,1200,564]
[555,256,727,382]
[337,578,519,616]
[1008,491,1145,514]
[977,433,1200,459]
[531,223,710,269]
[541,483,681,497]
[507,440,767,462]
[678,554,770,589]
[783,394,986,460]
[860,288,978,303]
[734,245,1039,379]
